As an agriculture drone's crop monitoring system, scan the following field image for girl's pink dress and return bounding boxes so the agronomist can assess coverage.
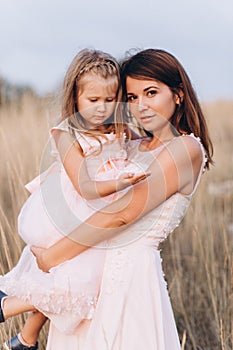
[0,120,142,335]
[46,135,207,350]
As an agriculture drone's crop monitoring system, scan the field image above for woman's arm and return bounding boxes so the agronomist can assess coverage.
[53,129,149,200]
[31,135,203,271]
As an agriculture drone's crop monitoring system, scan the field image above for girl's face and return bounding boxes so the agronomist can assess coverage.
[126,77,179,133]
[77,74,118,129]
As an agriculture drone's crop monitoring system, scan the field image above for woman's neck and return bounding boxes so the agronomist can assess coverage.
[146,128,175,150]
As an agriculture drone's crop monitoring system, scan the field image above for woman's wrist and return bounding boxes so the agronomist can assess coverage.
[41,250,54,272]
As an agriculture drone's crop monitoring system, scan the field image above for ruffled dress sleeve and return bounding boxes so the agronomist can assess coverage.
[25,119,70,193]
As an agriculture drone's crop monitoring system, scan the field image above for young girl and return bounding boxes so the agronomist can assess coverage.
[31,49,213,350]
[0,49,148,349]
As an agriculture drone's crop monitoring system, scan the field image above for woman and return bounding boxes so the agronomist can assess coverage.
[31,49,213,349]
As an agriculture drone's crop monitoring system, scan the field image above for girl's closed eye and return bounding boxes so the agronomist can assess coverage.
[88,97,116,103]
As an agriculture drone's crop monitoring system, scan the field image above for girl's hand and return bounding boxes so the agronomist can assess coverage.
[30,246,50,273]
[116,172,151,191]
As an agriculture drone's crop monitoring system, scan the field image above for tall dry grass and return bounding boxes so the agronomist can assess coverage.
[0,93,58,349]
[163,101,233,349]
[0,95,232,349]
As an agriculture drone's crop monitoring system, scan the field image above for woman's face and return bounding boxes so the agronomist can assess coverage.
[126,77,178,133]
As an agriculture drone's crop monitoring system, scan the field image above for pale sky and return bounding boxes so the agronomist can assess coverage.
[0,0,232,101]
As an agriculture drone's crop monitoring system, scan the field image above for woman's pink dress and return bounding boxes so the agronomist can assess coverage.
[46,135,206,350]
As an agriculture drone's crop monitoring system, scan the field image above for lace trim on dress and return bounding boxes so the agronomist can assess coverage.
[0,274,97,317]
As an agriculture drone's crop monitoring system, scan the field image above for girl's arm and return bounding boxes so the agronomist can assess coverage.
[32,135,203,271]
[52,129,149,200]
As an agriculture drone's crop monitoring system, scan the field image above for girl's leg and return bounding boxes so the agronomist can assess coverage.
[20,311,47,345]
[2,296,35,320]
[2,297,47,349]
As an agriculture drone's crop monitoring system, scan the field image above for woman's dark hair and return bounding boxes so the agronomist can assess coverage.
[121,49,213,168]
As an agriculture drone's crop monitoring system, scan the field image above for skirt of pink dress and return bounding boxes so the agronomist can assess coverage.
[46,240,182,350]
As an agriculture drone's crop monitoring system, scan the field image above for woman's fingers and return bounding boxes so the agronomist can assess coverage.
[30,246,50,273]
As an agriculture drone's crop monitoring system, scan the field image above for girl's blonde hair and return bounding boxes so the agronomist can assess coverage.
[61,49,125,143]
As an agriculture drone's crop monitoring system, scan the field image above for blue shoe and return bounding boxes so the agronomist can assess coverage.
[3,335,38,350]
[0,290,7,323]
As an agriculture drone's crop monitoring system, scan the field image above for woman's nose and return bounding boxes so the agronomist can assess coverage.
[138,96,148,112]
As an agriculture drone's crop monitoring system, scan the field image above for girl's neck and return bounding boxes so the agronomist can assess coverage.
[90,124,114,134]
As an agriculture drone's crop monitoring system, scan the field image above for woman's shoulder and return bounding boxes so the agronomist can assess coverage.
[170,133,206,161]
[158,133,207,186]
[167,133,207,196]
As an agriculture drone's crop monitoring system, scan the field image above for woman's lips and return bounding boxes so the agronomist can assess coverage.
[140,115,155,122]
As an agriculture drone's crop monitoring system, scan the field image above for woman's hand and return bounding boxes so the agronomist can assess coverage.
[30,246,50,273]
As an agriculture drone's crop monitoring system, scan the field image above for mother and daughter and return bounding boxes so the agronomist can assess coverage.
[0,47,213,350]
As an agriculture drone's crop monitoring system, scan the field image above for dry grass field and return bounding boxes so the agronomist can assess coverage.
[0,93,232,349]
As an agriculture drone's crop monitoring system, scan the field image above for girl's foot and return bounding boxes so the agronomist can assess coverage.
[0,290,7,322]
[3,335,38,350]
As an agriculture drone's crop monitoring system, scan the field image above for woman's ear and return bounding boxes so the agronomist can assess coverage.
[175,88,184,105]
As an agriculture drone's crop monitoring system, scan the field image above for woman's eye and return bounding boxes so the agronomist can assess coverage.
[147,90,157,97]
[90,98,98,102]
[106,98,115,102]
[127,95,137,102]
